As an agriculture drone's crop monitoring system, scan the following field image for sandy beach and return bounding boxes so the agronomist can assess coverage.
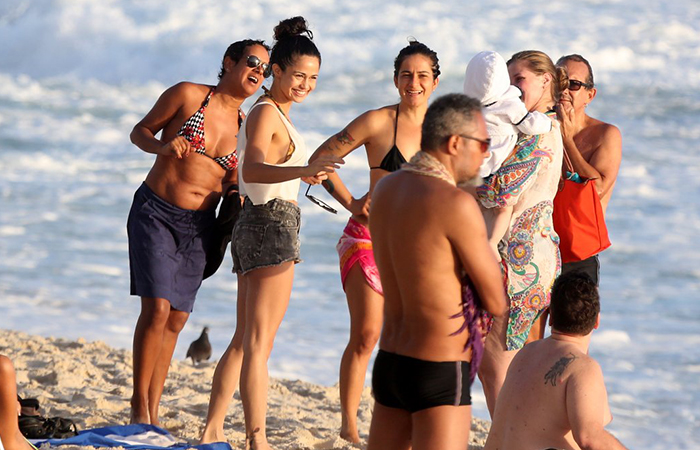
[1,329,490,449]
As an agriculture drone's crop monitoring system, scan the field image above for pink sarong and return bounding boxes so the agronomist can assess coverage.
[336,218,383,296]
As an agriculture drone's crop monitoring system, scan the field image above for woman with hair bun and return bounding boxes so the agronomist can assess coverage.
[199,17,342,449]
[308,40,440,443]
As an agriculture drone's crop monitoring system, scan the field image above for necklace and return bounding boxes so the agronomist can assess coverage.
[260,86,296,161]
[261,86,292,124]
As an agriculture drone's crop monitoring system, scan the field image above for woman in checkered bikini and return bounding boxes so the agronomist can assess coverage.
[126,39,270,426]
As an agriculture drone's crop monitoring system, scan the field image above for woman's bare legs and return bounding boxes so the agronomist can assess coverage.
[478,314,518,417]
[525,308,548,344]
[200,276,248,443]
[240,262,294,450]
[148,308,189,425]
[131,297,189,425]
[338,265,383,443]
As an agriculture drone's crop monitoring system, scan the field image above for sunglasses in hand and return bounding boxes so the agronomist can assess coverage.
[305,184,337,214]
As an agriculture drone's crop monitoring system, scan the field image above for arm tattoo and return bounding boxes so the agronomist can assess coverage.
[544,353,577,386]
[337,129,355,146]
[322,179,335,194]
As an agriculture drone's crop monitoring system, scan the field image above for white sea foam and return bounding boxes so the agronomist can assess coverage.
[591,330,632,346]
[1,1,699,448]
[0,226,25,236]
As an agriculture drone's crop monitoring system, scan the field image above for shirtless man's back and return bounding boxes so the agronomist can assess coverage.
[485,272,628,450]
[367,93,506,450]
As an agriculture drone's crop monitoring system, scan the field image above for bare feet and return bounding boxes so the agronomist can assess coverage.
[129,397,149,424]
[340,427,361,444]
[199,426,227,445]
[246,427,272,450]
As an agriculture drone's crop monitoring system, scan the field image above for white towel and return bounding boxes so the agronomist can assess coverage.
[464,51,552,177]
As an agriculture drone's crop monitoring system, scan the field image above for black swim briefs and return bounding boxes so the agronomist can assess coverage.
[372,349,471,413]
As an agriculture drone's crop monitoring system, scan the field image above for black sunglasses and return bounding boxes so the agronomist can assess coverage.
[246,55,271,78]
[459,134,492,152]
[568,79,593,91]
[305,185,337,214]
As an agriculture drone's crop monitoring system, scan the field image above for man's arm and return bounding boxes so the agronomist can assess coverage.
[448,191,507,317]
[562,120,622,199]
[566,359,628,450]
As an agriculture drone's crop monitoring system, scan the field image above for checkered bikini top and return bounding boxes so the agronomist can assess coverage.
[176,88,243,171]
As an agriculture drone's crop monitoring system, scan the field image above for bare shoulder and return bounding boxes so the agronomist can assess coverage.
[567,351,604,382]
[444,187,483,225]
[167,82,211,99]
[353,104,396,133]
[588,117,622,144]
[372,169,402,196]
[246,99,280,122]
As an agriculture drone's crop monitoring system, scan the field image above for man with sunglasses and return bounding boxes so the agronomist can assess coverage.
[556,54,623,285]
[366,94,506,450]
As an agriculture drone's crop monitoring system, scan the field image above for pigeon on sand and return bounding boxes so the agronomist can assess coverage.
[186,326,212,366]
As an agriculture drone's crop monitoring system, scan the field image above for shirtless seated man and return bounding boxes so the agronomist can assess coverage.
[484,271,628,450]
[367,93,507,450]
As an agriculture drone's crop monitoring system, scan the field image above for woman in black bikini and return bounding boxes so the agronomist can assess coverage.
[126,39,270,426]
[308,40,440,444]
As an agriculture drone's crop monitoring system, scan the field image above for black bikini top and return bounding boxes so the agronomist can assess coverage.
[370,105,406,172]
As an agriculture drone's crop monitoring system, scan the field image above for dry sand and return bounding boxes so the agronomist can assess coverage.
[1,329,490,449]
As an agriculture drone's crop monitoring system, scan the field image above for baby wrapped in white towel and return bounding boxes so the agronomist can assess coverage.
[464,51,552,259]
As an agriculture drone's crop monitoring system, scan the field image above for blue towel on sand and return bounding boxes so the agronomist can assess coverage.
[39,424,232,450]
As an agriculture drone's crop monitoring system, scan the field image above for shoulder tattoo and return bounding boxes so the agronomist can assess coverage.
[544,352,577,386]
[337,129,355,146]
[322,179,335,194]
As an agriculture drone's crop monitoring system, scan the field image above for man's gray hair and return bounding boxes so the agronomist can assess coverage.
[421,94,483,151]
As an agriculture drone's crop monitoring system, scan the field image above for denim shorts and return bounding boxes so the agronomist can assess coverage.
[231,197,301,274]
[127,182,216,312]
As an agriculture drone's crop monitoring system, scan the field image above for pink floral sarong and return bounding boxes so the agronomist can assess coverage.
[336,217,383,296]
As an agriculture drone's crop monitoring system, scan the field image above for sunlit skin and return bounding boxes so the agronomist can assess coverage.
[127,43,269,427]
[366,109,506,450]
[478,54,563,419]
[556,59,622,213]
[394,55,439,109]
[306,52,439,443]
[273,55,319,105]
[135,44,270,211]
[241,55,337,182]
[0,356,33,450]
[558,60,594,113]
[198,51,342,450]
[507,59,552,113]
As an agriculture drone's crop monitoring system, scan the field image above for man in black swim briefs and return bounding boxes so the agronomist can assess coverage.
[366,93,506,450]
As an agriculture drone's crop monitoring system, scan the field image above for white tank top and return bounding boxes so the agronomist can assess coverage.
[237,101,307,205]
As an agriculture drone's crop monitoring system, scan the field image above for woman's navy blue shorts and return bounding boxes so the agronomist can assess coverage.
[127,182,215,312]
[231,197,301,275]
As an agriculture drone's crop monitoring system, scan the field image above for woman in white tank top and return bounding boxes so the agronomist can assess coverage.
[200,17,343,449]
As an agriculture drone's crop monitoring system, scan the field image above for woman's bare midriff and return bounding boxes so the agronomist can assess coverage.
[145,153,226,211]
